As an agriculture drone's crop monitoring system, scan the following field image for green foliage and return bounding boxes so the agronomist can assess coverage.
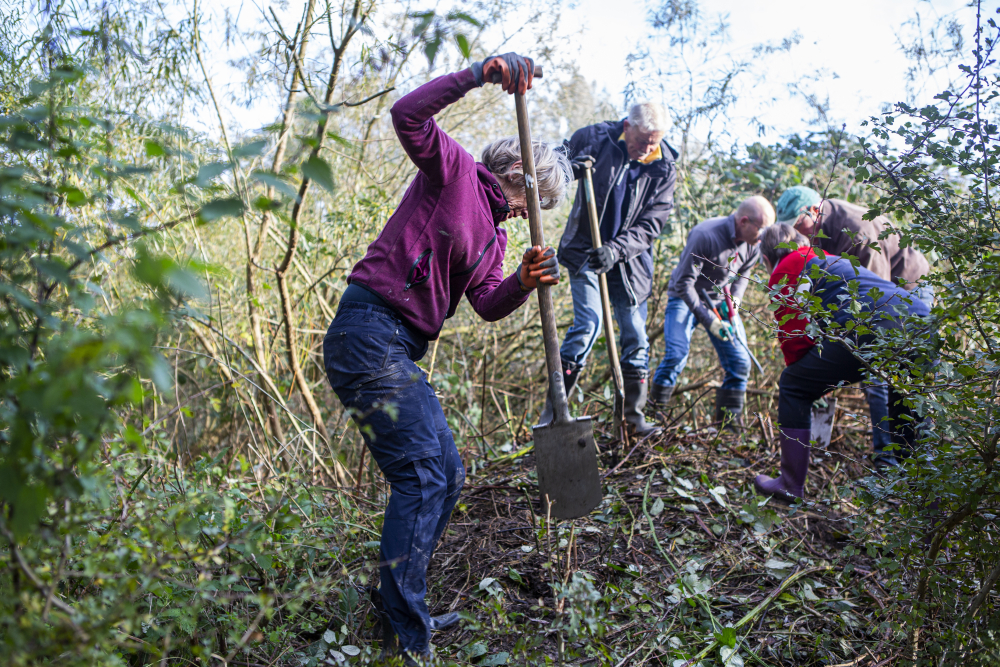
[839,7,1000,663]
[0,16,353,665]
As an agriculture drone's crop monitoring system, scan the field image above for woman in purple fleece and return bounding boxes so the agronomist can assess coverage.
[323,53,570,663]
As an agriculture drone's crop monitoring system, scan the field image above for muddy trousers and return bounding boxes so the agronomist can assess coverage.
[324,302,465,656]
[778,337,918,456]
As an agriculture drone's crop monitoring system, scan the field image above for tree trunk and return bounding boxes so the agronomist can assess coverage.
[275,0,366,443]
[245,0,318,442]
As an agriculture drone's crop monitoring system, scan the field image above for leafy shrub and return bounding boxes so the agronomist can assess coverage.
[842,7,1000,663]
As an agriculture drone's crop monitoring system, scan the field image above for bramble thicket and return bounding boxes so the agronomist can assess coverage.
[0,0,998,665]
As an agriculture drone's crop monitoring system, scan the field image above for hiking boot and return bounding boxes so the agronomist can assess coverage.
[428,612,460,632]
[872,452,901,475]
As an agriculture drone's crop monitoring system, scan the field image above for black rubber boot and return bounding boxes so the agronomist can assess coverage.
[623,372,661,437]
[539,359,582,425]
[714,387,746,432]
[429,612,460,632]
[649,383,675,408]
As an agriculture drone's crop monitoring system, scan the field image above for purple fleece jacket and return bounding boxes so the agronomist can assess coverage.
[348,69,531,339]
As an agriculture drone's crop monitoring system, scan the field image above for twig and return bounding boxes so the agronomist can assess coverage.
[222,605,269,664]
[0,519,77,617]
[680,565,833,667]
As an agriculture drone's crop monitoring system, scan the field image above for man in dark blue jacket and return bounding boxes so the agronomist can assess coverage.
[541,103,678,435]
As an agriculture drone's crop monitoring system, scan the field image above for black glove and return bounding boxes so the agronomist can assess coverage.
[585,246,618,275]
[472,53,534,94]
[570,154,595,180]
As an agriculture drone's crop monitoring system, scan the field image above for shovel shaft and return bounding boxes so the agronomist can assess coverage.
[488,65,543,84]
[582,169,625,406]
[514,91,570,425]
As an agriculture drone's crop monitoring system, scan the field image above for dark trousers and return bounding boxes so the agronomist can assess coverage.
[323,303,464,655]
[779,337,919,454]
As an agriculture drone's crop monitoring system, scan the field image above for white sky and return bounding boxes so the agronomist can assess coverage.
[554,0,972,141]
[205,0,977,147]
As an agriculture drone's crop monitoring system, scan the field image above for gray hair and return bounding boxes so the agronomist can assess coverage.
[760,223,810,269]
[481,136,572,210]
[627,102,669,133]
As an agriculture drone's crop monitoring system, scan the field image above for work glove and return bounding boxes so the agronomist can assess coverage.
[472,53,534,95]
[518,246,559,290]
[570,154,595,180]
[585,246,618,275]
[709,317,733,341]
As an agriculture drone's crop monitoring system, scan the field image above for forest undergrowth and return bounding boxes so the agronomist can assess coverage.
[128,366,898,667]
[2,0,999,665]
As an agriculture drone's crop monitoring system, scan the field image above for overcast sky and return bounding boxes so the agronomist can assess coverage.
[202,0,976,147]
[553,0,972,142]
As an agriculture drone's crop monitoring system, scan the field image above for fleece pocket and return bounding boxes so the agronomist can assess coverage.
[405,249,433,290]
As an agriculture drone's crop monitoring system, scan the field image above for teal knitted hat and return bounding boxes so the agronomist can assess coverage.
[775,186,821,223]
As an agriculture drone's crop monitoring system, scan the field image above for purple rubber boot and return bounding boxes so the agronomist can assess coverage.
[754,428,811,501]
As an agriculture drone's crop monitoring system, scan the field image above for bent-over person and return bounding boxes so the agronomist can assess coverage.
[774,186,933,467]
[323,54,570,664]
[754,224,930,500]
[650,196,775,427]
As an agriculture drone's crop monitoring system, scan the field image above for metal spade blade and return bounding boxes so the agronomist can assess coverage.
[533,417,603,519]
[513,87,602,520]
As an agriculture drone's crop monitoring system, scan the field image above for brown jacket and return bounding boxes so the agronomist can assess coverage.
[890,246,930,291]
[816,199,929,288]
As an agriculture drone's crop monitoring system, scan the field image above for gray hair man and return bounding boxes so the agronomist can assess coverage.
[540,102,678,435]
[650,196,775,428]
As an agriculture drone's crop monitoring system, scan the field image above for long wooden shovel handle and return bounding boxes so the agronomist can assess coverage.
[513,90,571,426]
[489,65,543,84]
[582,169,625,407]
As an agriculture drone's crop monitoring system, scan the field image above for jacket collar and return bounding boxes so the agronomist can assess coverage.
[601,119,678,177]
[617,132,663,164]
[478,163,511,225]
[726,214,739,248]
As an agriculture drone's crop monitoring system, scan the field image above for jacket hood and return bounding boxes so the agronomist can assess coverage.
[477,163,511,225]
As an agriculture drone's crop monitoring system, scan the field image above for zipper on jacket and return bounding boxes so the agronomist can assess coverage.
[405,249,434,290]
[620,263,639,306]
[451,235,497,277]
[602,145,640,305]
[596,148,629,230]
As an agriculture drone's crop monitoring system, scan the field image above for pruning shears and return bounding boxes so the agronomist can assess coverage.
[699,287,764,375]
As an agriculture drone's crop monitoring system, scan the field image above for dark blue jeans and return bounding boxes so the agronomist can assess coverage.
[778,337,918,455]
[865,383,893,455]
[559,267,650,374]
[652,296,751,391]
[323,303,464,655]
